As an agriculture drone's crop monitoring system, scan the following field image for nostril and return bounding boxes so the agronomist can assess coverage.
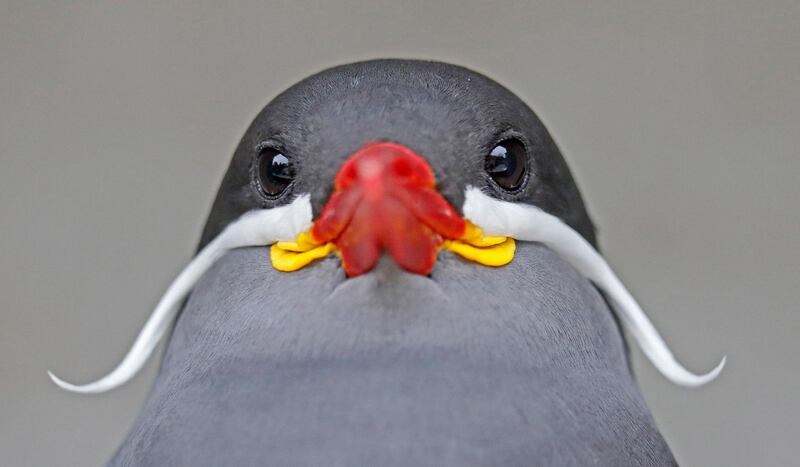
[392,157,413,178]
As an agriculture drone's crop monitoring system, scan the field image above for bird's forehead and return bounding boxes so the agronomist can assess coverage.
[242,61,536,212]
[253,62,525,153]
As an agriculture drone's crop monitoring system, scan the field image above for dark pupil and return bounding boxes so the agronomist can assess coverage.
[258,150,294,196]
[485,139,527,190]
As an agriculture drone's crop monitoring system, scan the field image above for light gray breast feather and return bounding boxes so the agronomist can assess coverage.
[110,243,676,466]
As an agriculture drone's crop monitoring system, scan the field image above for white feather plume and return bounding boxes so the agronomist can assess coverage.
[462,187,725,387]
[48,195,313,394]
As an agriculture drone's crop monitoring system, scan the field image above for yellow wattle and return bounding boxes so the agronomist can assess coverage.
[439,221,515,267]
[271,238,336,272]
[442,238,516,267]
[459,221,508,247]
[270,220,515,272]
[273,231,320,252]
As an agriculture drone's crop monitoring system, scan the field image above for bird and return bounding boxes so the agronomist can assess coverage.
[49,59,724,466]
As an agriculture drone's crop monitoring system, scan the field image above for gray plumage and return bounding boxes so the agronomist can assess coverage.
[110,60,676,466]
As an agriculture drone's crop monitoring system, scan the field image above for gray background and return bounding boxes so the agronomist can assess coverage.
[1,1,797,465]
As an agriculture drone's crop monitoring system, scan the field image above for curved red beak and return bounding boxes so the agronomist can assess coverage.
[311,142,466,276]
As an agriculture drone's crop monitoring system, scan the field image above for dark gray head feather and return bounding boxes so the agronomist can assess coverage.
[200,59,596,249]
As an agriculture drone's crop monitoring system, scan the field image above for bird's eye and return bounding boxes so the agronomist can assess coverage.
[485,139,528,191]
[257,148,295,196]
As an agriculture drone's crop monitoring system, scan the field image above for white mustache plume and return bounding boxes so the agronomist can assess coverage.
[48,195,313,394]
[50,187,723,393]
[463,187,725,387]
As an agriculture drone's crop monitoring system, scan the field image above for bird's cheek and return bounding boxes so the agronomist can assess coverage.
[271,142,515,277]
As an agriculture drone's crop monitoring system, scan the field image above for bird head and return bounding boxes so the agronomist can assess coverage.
[200,60,595,277]
[49,60,723,395]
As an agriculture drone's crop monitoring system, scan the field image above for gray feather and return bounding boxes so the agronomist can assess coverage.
[110,243,675,466]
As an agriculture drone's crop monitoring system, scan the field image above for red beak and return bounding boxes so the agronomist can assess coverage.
[311,142,466,276]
